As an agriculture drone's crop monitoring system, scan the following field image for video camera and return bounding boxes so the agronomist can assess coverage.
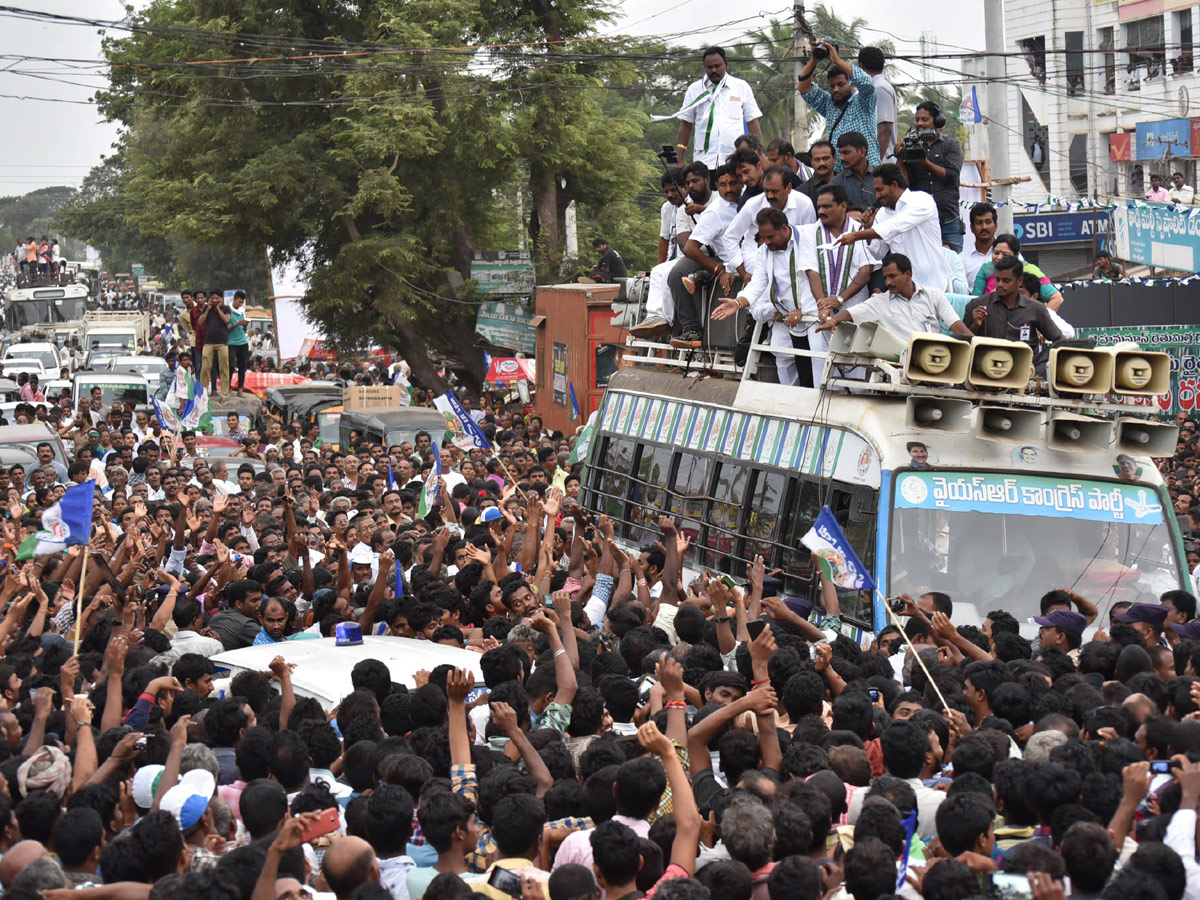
[899,129,937,163]
[657,145,679,166]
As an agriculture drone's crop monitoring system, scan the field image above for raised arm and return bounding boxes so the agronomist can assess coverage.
[639,722,701,875]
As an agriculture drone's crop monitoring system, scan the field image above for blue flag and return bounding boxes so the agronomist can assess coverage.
[433,392,492,451]
[959,85,982,124]
[387,459,397,491]
[895,809,918,891]
[569,383,580,421]
[800,505,875,591]
[151,396,179,433]
[19,479,97,559]
[394,560,405,599]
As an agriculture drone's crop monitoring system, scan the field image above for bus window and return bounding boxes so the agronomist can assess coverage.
[827,485,877,623]
[668,453,709,562]
[702,462,750,571]
[629,445,672,543]
[592,436,636,522]
[741,471,787,564]
[779,479,822,594]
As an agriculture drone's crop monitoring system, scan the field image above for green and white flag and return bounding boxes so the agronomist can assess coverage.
[800,506,876,591]
[417,447,442,518]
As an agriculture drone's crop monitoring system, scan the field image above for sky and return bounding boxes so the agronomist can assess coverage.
[0,0,985,196]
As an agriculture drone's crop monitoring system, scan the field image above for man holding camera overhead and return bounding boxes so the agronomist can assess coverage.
[897,102,964,251]
[798,40,881,174]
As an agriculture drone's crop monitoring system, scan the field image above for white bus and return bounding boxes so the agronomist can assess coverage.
[582,323,1186,638]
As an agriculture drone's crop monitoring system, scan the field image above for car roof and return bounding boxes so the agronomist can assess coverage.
[4,342,57,352]
[340,408,447,431]
[210,636,485,710]
[0,422,59,443]
[74,372,150,384]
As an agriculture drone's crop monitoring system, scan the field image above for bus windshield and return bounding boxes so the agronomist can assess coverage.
[5,296,86,331]
[890,470,1181,623]
[76,380,148,407]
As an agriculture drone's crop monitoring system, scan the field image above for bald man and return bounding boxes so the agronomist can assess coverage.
[322,836,380,899]
[1,840,51,889]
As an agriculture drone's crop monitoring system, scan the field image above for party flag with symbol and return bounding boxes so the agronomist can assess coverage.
[800,506,875,591]
[152,396,179,434]
[16,480,96,561]
[433,392,491,451]
[179,371,211,432]
[417,446,443,518]
[958,85,982,124]
[569,383,580,421]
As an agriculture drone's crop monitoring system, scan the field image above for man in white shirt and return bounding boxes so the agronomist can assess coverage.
[815,251,973,340]
[859,47,896,161]
[1170,172,1196,205]
[721,165,817,284]
[669,46,763,167]
[658,171,684,264]
[798,183,878,384]
[710,207,818,386]
[837,163,951,291]
[959,202,996,286]
[668,165,743,349]
[632,163,715,339]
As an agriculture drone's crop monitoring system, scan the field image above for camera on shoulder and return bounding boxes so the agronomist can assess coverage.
[899,130,937,163]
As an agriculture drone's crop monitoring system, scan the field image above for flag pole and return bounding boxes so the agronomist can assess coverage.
[490,451,529,504]
[73,546,89,655]
[878,591,951,714]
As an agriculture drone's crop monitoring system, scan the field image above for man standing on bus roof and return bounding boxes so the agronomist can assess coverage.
[815,252,972,338]
[711,207,818,387]
[668,47,763,168]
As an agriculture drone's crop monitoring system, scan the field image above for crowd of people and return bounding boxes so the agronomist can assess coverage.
[8,239,64,285]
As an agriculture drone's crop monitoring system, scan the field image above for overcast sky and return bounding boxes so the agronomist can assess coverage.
[0,0,984,196]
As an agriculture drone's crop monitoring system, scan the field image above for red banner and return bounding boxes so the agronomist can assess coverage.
[1109,133,1133,162]
[485,358,536,384]
[241,372,312,394]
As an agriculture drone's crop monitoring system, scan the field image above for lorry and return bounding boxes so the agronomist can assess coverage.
[81,310,150,356]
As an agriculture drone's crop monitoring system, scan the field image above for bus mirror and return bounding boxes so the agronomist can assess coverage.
[848,322,906,361]
[1111,349,1170,397]
[968,338,1033,392]
[904,335,970,385]
[1047,411,1114,453]
[827,322,858,356]
[1115,417,1179,456]
[905,396,973,433]
[1049,346,1114,397]
[974,405,1045,443]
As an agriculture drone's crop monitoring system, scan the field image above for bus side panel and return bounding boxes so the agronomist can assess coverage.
[873,469,893,634]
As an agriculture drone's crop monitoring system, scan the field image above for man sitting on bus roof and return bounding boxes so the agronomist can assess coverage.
[815,252,972,340]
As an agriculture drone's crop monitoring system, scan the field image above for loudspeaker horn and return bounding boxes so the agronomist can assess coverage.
[1112,348,1171,397]
[827,322,858,356]
[968,338,1034,392]
[904,334,971,386]
[1047,411,1115,453]
[1115,417,1179,456]
[905,396,974,433]
[974,405,1046,443]
[1049,346,1114,397]
[848,322,907,361]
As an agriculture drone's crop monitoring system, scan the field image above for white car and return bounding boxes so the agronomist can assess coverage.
[4,342,60,373]
[107,355,169,380]
[210,636,485,710]
[2,360,46,379]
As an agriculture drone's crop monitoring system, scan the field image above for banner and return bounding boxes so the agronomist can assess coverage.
[800,506,875,591]
[1135,118,1192,160]
[484,358,536,386]
[1014,210,1110,246]
[1077,324,1199,416]
[470,250,535,296]
[433,393,492,451]
[475,301,536,355]
[1111,201,1200,271]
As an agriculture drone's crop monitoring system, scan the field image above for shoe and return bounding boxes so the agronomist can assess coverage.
[670,329,703,349]
[629,316,670,338]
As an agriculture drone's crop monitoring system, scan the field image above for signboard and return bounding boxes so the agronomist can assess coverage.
[1076,324,1200,417]
[1110,133,1133,162]
[474,301,536,355]
[1192,118,1200,158]
[484,357,536,385]
[1111,201,1200,270]
[552,341,568,407]
[1135,118,1192,160]
[130,263,144,277]
[1119,1,1200,23]
[470,250,535,296]
[1013,210,1110,246]
[894,471,1164,524]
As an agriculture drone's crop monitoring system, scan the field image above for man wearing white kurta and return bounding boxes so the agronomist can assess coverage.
[837,163,951,292]
[711,208,817,386]
[797,183,878,385]
[721,166,816,283]
[664,47,763,168]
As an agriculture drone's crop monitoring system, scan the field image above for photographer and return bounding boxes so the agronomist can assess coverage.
[798,39,880,174]
[897,102,964,251]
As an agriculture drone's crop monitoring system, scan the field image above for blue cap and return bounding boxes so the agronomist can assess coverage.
[1114,603,1169,627]
[1171,620,1200,640]
[480,507,503,523]
[1032,609,1088,634]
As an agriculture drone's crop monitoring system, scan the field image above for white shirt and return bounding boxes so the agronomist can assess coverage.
[796,221,876,309]
[959,242,992,286]
[675,191,716,242]
[739,231,817,336]
[873,73,897,161]
[659,200,679,260]
[677,73,763,167]
[872,189,952,290]
[170,630,225,658]
[848,282,962,337]
[688,197,739,263]
[722,190,817,274]
[1170,184,1197,205]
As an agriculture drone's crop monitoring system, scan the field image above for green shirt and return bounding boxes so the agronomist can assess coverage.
[228,308,249,346]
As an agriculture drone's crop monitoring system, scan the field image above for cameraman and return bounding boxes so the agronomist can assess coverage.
[898,102,964,251]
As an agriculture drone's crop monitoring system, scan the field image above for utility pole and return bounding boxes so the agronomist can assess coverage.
[985,0,1014,231]
[793,1,805,148]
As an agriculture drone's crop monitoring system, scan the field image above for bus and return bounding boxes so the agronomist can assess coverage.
[582,322,1186,639]
[4,284,88,333]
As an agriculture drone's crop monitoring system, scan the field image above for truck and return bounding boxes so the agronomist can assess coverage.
[82,310,150,356]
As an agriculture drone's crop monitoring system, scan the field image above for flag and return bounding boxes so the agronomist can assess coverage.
[566,411,597,466]
[387,459,397,490]
[569,383,580,421]
[800,505,875,591]
[895,809,918,891]
[959,85,982,124]
[417,448,442,518]
[180,372,210,432]
[394,559,405,599]
[391,367,414,406]
[433,392,492,451]
[151,396,179,434]
[15,480,96,560]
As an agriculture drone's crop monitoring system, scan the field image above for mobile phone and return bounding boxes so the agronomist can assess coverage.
[890,598,907,613]
[991,873,1032,900]
[746,620,767,640]
[543,593,554,608]
[299,807,340,843]
[1150,760,1180,774]
[720,574,737,589]
[868,689,880,702]
[487,866,524,899]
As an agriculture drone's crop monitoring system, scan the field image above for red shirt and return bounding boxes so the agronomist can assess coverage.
[189,305,207,354]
